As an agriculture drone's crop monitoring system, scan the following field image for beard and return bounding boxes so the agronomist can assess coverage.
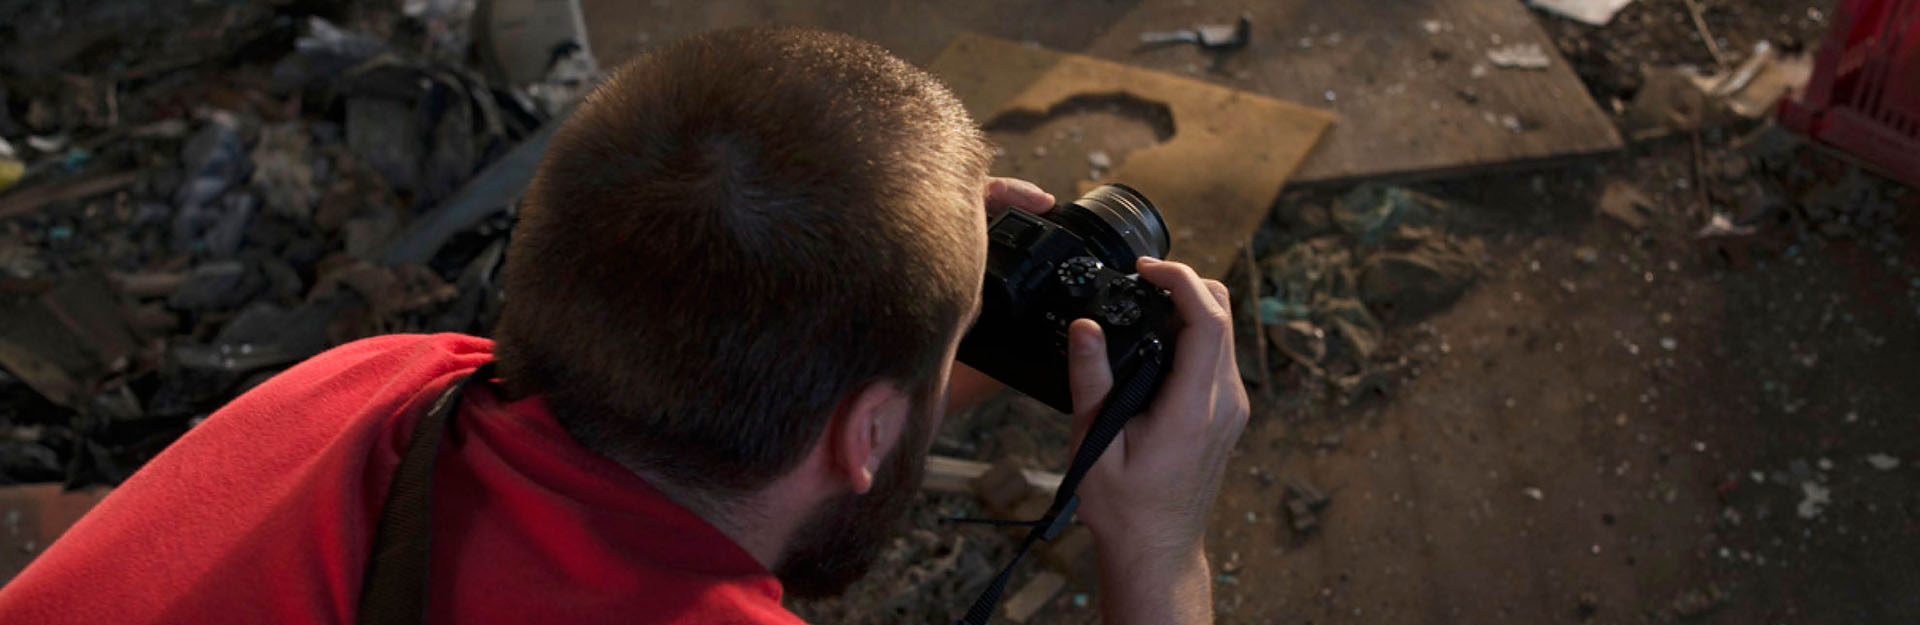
[773,390,935,599]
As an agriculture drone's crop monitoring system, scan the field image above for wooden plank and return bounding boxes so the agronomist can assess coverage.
[1074,0,1624,183]
[928,33,1333,279]
[582,0,1621,186]
[1001,570,1067,623]
[923,454,1061,496]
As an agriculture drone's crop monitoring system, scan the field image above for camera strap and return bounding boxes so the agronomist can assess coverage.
[948,355,1166,625]
[356,362,493,625]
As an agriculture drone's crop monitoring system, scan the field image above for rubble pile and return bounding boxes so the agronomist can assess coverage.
[1253,184,1487,403]
[0,1,587,486]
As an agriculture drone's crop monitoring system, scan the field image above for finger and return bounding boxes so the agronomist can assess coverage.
[984,177,1056,217]
[1135,258,1230,403]
[1204,279,1230,312]
[1065,319,1111,440]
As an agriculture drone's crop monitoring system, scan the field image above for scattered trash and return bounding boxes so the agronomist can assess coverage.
[1795,481,1831,519]
[1694,213,1757,238]
[1596,180,1654,230]
[1283,480,1331,536]
[1486,43,1552,70]
[1086,150,1112,171]
[1669,584,1726,619]
[1139,15,1253,51]
[0,158,20,194]
[1528,0,1637,26]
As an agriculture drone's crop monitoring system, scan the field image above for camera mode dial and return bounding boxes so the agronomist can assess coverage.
[1056,256,1104,297]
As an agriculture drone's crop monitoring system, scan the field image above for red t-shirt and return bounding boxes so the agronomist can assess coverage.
[0,333,804,625]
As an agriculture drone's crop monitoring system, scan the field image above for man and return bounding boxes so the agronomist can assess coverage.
[0,26,1247,624]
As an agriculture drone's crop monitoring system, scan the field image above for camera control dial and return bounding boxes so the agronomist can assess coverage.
[1056,256,1104,296]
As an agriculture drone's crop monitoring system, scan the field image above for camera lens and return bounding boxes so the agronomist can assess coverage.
[1054,183,1170,271]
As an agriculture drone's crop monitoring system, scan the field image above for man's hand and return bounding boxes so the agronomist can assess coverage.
[1064,257,1250,625]
[946,177,1056,416]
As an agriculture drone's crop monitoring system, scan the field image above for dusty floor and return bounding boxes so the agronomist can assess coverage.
[1197,153,1919,624]
[827,140,1920,625]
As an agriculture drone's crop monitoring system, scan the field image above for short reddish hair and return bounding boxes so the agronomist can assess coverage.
[493,27,990,495]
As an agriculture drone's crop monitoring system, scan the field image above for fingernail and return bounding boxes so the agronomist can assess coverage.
[1073,327,1099,355]
[1137,256,1158,266]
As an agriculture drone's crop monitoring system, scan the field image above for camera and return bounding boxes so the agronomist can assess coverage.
[958,183,1177,413]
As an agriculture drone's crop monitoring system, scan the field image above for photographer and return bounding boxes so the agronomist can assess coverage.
[0,26,1246,625]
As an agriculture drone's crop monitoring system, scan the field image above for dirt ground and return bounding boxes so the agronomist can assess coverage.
[801,2,1920,623]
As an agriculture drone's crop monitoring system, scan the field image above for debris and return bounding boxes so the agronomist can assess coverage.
[379,120,560,264]
[174,113,247,213]
[1527,0,1636,26]
[1576,590,1601,619]
[0,273,138,407]
[1268,319,1327,367]
[1332,185,1447,246]
[1001,571,1065,623]
[1596,180,1654,230]
[1679,0,1730,68]
[271,17,389,94]
[1486,43,1552,70]
[1669,584,1726,618]
[0,171,141,220]
[1694,213,1756,238]
[0,158,20,194]
[1138,15,1253,51]
[484,0,600,86]
[1865,454,1900,471]
[250,123,319,221]
[1795,481,1830,519]
[1283,480,1331,535]
[166,261,259,312]
[1523,486,1546,501]
[1684,42,1815,118]
[345,97,423,196]
[524,42,603,116]
[1086,150,1111,170]
[1356,227,1483,320]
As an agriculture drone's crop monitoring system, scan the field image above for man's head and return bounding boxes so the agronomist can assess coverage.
[493,26,991,595]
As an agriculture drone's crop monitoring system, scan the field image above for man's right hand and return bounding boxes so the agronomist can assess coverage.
[1064,256,1250,625]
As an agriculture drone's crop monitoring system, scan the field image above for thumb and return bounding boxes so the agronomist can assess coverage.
[1066,319,1111,440]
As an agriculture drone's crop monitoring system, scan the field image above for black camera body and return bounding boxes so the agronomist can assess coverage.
[959,184,1177,413]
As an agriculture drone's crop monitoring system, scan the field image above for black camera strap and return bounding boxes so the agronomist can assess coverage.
[357,363,493,625]
[948,355,1166,625]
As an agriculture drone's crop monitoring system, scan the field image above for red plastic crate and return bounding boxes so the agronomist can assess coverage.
[1780,0,1920,188]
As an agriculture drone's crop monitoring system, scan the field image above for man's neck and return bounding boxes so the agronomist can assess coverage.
[629,469,803,572]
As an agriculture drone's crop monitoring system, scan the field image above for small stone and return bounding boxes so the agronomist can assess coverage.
[1032,145,1048,157]
[1817,457,1834,471]
[1086,150,1111,170]
[1523,486,1545,501]
[1660,337,1678,351]
[1576,591,1600,619]
[1324,90,1337,102]
[1865,454,1901,470]
[1573,246,1600,264]
[1486,43,1551,69]
[1796,481,1831,519]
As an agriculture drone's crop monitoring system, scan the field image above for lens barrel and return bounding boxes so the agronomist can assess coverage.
[1055,183,1170,270]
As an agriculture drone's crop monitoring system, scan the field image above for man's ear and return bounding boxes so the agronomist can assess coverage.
[829,380,912,495]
